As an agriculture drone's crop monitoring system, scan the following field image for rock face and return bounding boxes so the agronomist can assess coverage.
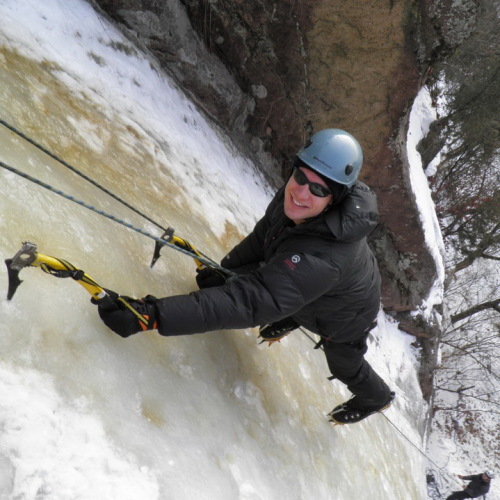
[90,0,443,315]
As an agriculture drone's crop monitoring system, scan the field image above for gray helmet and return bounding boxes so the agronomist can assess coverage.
[297,129,363,188]
[484,470,495,479]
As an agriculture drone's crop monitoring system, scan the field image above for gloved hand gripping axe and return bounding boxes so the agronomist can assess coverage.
[4,242,152,328]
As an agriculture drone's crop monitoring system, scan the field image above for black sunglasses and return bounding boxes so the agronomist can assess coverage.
[292,168,332,198]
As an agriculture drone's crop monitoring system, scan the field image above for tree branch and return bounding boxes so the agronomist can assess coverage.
[451,298,500,323]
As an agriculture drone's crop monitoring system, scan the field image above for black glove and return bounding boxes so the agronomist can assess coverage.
[195,267,229,289]
[259,317,299,345]
[93,289,158,338]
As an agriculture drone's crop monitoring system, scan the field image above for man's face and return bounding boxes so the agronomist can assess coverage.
[284,167,333,224]
[482,474,491,482]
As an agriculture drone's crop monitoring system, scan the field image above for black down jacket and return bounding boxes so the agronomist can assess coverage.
[156,182,381,342]
[462,475,491,497]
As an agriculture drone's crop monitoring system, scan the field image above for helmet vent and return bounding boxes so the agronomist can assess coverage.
[345,164,354,176]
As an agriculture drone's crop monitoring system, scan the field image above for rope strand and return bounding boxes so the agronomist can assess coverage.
[0,160,235,276]
[382,413,463,489]
[0,118,219,266]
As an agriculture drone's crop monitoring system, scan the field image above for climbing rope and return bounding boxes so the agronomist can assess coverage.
[0,159,235,276]
[0,118,219,266]
[381,413,464,493]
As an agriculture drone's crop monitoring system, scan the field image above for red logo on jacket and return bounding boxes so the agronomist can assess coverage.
[284,255,301,270]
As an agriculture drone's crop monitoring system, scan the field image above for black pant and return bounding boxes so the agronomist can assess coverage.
[323,332,391,407]
[446,491,472,500]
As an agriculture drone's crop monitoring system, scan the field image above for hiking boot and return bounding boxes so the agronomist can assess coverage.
[328,392,395,425]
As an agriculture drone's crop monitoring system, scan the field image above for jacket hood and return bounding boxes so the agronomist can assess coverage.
[324,182,379,242]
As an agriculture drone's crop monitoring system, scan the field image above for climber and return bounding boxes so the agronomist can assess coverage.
[95,128,395,424]
[445,471,494,500]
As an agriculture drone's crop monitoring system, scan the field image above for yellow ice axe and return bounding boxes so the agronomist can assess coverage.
[150,227,232,280]
[5,242,150,326]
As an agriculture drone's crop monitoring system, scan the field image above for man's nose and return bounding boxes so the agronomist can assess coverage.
[295,182,310,197]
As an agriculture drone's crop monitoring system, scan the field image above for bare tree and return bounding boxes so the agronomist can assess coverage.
[417,0,500,465]
[434,257,500,442]
[419,0,500,272]
[451,297,500,324]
